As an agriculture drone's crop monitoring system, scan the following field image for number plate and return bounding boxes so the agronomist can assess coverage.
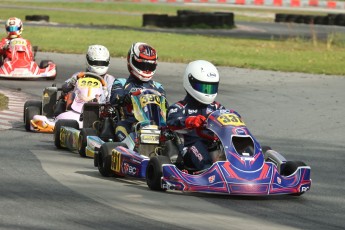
[140,134,159,144]
[217,113,245,126]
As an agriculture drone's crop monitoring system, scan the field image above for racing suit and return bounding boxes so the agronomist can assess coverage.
[110,74,166,141]
[167,94,240,171]
[0,36,33,62]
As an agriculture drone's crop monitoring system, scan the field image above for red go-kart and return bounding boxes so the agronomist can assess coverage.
[0,38,56,80]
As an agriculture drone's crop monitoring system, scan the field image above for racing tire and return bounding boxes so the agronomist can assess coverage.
[23,100,42,123]
[24,106,41,131]
[146,155,171,191]
[98,142,127,177]
[280,161,307,176]
[39,60,52,69]
[78,128,97,158]
[54,119,79,149]
[261,146,272,154]
[25,15,49,22]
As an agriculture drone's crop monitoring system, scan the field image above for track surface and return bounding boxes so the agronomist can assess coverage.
[0,52,344,229]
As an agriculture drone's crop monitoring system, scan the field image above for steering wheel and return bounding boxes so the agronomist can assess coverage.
[77,72,106,87]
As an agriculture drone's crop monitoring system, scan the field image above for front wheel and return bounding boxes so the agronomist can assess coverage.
[24,106,41,131]
[54,119,79,149]
[78,128,97,157]
[146,156,171,191]
[98,142,127,177]
[23,101,42,123]
[281,161,307,176]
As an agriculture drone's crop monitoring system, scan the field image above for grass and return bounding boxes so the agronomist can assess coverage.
[0,0,344,76]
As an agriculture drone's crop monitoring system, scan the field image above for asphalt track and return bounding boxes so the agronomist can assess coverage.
[0,52,344,229]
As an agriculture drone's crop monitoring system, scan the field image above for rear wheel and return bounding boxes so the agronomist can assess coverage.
[146,155,171,191]
[78,128,97,157]
[54,119,79,149]
[24,106,41,131]
[98,142,127,177]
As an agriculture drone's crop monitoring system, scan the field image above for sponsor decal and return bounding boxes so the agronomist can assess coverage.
[168,108,178,114]
[277,177,281,184]
[208,175,216,183]
[123,163,138,176]
[190,146,203,161]
[207,72,217,78]
[188,109,198,114]
[301,186,310,192]
[235,128,246,135]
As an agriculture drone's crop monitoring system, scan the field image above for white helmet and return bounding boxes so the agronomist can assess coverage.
[183,60,219,104]
[86,45,110,76]
[5,17,23,39]
[127,42,157,82]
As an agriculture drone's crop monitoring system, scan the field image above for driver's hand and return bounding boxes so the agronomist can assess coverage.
[185,115,206,129]
[77,72,85,79]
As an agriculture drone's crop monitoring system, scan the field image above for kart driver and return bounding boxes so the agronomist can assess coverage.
[0,17,33,63]
[110,42,166,141]
[57,45,116,115]
[167,60,241,171]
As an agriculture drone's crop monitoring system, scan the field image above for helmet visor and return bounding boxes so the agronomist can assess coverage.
[189,75,219,94]
[132,56,156,72]
[7,26,21,32]
[87,59,109,67]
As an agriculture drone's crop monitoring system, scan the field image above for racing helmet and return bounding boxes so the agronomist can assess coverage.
[5,17,23,39]
[86,45,110,76]
[183,60,219,104]
[127,42,157,82]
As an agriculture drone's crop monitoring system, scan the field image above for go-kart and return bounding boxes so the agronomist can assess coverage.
[0,37,56,80]
[54,88,169,179]
[145,110,312,196]
[94,89,170,178]
[24,72,106,133]
[53,102,119,153]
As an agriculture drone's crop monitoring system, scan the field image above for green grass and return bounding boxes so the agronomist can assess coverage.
[0,1,344,76]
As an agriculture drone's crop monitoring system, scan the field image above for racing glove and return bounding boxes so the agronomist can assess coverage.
[185,115,206,129]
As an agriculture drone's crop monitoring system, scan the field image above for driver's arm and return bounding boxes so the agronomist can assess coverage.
[166,103,187,131]
[110,79,126,105]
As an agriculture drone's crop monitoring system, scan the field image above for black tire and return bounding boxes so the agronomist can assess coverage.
[78,128,97,157]
[98,142,127,177]
[54,119,79,149]
[23,100,42,123]
[261,146,272,154]
[25,15,49,22]
[281,161,307,176]
[24,106,41,131]
[39,60,52,68]
[146,155,171,191]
